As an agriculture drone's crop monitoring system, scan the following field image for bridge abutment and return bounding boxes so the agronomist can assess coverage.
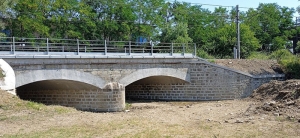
[2,57,284,112]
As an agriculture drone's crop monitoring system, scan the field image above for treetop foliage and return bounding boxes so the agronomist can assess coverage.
[0,0,299,58]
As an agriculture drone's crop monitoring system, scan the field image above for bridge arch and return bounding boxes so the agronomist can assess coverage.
[119,68,190,86]
[16,69,106,89]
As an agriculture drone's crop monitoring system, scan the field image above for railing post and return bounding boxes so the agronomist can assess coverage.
[47,38,49,55]
[37,39,43,52]
[182,43,185,56]
[12,37,15,55]
[10,39,12,52]
[77,39,79,55]
[194,43,196,56]
[104,40,107,55]
[151,42,153,56]
[171,43,173,56]
[85,46,86,53]
[129,41,131,55]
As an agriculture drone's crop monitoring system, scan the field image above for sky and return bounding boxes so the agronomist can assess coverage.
[174,0,300,13]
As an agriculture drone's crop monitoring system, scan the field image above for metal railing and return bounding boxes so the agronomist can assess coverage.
[0,37,196,57]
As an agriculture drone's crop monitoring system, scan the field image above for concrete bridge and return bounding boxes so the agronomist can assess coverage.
[0,37,285,112]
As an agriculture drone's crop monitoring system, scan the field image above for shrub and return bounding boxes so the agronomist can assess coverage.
[279,56,300,79]
[247,49,300,79]
[197,49,215,59]
[269,49,294,60]
[248,51,270,60]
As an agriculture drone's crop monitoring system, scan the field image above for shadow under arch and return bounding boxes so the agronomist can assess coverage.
[17,80,125,112]
[17,79,101,91]
[119,68,190,86]
[16,69,106,89]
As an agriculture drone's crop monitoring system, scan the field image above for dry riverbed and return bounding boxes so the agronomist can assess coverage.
[1,87,300,138]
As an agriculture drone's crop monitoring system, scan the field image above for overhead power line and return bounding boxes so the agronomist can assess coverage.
[166,0,257,10]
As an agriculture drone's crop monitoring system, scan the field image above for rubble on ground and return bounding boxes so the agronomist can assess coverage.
[246,80,300,121]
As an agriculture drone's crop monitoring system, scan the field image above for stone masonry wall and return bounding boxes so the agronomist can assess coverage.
[18,83,125,112]
[126,63,280,101]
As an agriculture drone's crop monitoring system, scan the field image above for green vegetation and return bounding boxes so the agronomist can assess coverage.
[1,1,299,58]
[248,52,270,60]
[125,102,132,110]
[197,49,215,59]
[278,56,300,79]
[0,0,17,36]
[25,101,45,111]
[0,69,5,79]
[247,50,300,79]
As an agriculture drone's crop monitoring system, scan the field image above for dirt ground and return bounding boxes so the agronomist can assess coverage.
[214,59,283,75]
[1,86,300,138]
[0,59,299,137]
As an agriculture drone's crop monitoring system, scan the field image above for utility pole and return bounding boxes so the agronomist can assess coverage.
[236,5,240,59]
[294,17,298,54]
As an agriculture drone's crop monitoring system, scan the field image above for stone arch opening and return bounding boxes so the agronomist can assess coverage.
[17,80,125,112]
[125,75,189,101]
[17,79,100,109]
[119,68,190,87]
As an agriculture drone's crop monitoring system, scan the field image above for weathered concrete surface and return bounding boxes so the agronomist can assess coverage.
[0,59,16,95]
[15,69,106,89]
[119,68,190,86]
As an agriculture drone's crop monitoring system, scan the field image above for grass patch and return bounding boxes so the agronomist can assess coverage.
[125,102,132,110]
[0,104,9,110]
[207,59,215,63]
[0,114,32,122]
[25,101,45,111]
[54,106,72,114]
[0,68,5,79]
[197,49,215,59]
[0,115,8,121]
[248,51,270,59]
[2,118,143,138]
[129,129,162,138]
[3,126,95,138]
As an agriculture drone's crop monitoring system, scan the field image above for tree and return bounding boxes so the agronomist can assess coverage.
[75,1,97,40]
[245,3,295,52]
[0,0,17,36]
[49,0,82,39]
[239,24,260,58]
[198,23,259,58]
[12,0,51,37]
[160,22,192,43]
[159,2,192,43]
[12,0,96,39]
[186,5,214,46]
[131,0,167,41]
[84,0,136,41]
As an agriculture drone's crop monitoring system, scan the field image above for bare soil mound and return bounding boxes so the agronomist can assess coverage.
[214,59,283,75]
[246,80,300,121]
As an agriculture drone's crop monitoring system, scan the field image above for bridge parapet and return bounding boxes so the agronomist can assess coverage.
[0,37,196,57]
